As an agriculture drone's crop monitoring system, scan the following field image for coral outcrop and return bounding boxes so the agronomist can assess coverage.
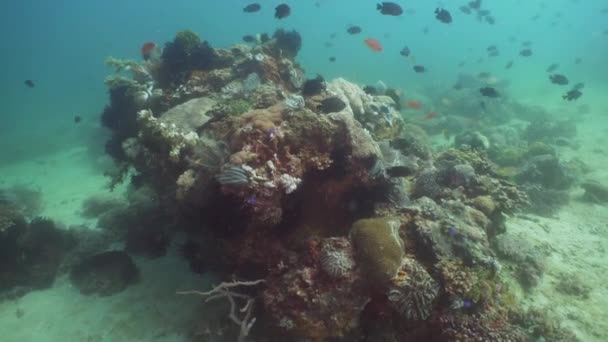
[96,29,576,341]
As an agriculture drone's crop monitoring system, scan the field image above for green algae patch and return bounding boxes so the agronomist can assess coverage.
[350,217,404,285]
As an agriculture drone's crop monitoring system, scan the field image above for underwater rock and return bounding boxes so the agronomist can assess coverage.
[524,119,577,143]
[69,251,139,296]
[0,216,76,295]
[378,141,418,178]
[522,184,570,217]
[412,167,443,200]
[515,154,575,190]
[493,234,548,289]
[159,97,216,133]
[391,124,432,161]
[581,179,608,203]
[326,78,368,117]
[454,131,490,151]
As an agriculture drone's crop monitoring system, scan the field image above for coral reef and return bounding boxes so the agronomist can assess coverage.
[95,30,570,341]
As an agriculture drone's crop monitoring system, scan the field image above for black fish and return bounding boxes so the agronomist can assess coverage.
[487,45,497,51]
[363,85,379,95]
[468,0,482,9]
[477,9,490,16]
[519,48,533,57]
[435,8,452,23]
[546,63,559,72]
[522,40,532,47]
[413,65,426,73]
[505,61,514,69]
[460,6,472,14]
[302,74,326,96]
[24,80,35,88]
[400,46,410,57]
[480,86,500,97]
[242,35,257,43]
[377,2,403,16]
[347,25,362,35]
[243,3,261,13]
[422,27,430,34]
[572,82,585,90]
[318,96,346,114]
[549,74,569,85]
[531,14,540,20]
[488,50,499,57]
[329,56,336,62]
[275,4,291,19]
[563,89,582,101]
[74,115,82,124]
[485,16,495,25]
[574,57,582,64]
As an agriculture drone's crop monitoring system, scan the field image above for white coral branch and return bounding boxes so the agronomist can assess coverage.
[177,279,265,342]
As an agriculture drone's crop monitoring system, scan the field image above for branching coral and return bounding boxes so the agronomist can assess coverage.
[177,279,265,342]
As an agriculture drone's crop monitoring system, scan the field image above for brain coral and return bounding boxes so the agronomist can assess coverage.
[350,217,404,285]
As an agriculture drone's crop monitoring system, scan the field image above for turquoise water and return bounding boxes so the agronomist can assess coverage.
[1,1,608,341]
[2,0,606,163]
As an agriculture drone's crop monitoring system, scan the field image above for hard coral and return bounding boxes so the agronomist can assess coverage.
[262,238,368,340]
[387,257,439,321]
[319,237,356,278]
[350,217,404,285]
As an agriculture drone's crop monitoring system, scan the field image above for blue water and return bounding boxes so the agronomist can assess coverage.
[1,0,606,164]
[1,1,608,340]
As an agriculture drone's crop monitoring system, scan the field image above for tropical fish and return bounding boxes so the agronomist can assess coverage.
[413,65,426,73]
[377,2,403,16]
[563,89,582,101]
[364,38,383,52]
[243,3,261,13]
[423,111,439,120]
[275,4,290,19]
[347,25,362,35]
[480,86,500,97]
[519,48,533,57]
[140,42,157,60]
[435,8,453,23]
[405,100,422,109]
[549,74,569,85]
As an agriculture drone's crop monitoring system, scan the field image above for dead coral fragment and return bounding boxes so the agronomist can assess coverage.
[387,258,439,321]
[350,217,404,284]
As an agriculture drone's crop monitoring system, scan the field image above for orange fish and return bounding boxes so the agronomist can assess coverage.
[141,42,157,60]
[405,100,422,109]
[423,111,439,120]
[364,38,383,52]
